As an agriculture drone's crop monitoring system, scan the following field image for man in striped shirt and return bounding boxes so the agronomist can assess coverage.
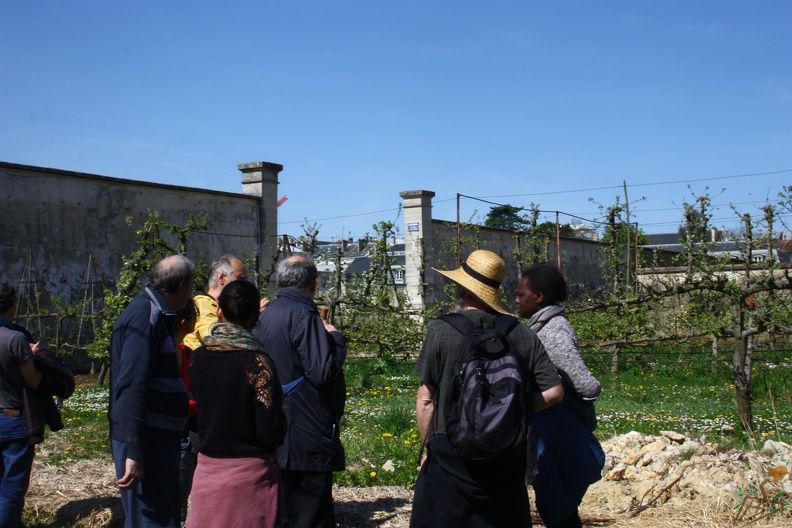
[109,255,195,528]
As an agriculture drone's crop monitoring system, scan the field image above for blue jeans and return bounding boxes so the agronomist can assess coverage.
[112,439,181,528]
[0,417,34,528]
[179,435,197,526]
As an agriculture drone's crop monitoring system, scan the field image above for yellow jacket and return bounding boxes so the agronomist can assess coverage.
[182,293,218,350]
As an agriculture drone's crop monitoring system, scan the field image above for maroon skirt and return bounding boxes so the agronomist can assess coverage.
[186,452,280,528]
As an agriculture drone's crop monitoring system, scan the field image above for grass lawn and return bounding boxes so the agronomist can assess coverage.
[36,352,792,492]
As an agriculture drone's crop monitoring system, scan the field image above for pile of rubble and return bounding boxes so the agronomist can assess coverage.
[584,430,791,517]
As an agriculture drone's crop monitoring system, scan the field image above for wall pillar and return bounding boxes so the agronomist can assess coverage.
[399,190,435,312]
[238,161,283,286]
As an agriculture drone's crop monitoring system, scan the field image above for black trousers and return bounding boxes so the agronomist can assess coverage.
[278,469,335,528]
[410,452,532,528]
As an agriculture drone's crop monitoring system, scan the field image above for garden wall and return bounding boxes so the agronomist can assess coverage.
[400,190,609,312]
[0,161,283,305]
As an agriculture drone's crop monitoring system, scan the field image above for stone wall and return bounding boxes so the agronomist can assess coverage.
[0,161,282,305]
[400,189,609,312]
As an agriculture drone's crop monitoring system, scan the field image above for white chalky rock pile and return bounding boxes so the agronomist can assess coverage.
[582,431,792,513]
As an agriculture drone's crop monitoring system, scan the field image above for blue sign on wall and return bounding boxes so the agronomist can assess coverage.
[407,222,419,232]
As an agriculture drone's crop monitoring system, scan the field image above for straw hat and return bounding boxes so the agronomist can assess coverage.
[433,250,510,315]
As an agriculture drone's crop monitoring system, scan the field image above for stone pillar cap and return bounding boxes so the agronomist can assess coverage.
[399,190,435,198]
[237,161,284,173]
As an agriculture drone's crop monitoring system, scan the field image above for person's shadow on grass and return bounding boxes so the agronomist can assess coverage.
[47,495,124,527]
[336,495,412,528]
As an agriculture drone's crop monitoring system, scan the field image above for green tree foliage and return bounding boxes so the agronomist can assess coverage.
[484,204,528,230]
[575,190,792,433]
[318,220,426,360]
[485,204,577,238]
[87,212,208,378]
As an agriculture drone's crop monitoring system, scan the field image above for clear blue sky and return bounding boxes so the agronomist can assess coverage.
[3,1,790,241]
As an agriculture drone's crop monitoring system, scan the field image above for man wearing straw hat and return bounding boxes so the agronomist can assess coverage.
[411,249,564,528]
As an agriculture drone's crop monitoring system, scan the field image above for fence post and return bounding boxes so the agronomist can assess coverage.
[611,345,620,374]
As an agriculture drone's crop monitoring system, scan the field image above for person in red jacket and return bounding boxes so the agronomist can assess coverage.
[173,299,198,526]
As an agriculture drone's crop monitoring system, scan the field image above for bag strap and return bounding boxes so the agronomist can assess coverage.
[492,314,520,334]
[438,313,475,335]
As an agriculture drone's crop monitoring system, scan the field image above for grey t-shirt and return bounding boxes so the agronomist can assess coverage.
[414,310,561,434]
[0,327,34,410]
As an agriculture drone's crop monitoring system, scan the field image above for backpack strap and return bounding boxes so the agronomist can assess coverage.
[492,314,520,335]
[441,313,520,335]
[438,313,476,335]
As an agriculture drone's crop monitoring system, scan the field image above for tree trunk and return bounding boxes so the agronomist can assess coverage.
[611,345,620,374]
[98,362,109,385]
[732,335,754,432]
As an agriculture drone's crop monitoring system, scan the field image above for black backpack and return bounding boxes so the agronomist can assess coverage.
[439,313,529,460]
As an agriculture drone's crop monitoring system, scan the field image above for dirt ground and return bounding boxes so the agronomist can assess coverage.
[25,454,791,528]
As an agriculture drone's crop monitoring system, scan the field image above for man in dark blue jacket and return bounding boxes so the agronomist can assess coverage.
[109,255,194,528]
[255,255,346,528]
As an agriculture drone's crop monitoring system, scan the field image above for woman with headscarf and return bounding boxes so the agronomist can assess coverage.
[186,280,285,528]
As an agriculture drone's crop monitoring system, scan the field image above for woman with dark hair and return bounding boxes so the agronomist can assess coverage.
[186,280,285,528]
[516,264,604,528]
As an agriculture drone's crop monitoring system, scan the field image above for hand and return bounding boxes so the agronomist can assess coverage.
[117,458,144,490]
[259,297,271,313]
[322,320,338,333]
[30,341,41,355]
[417,453,428,472]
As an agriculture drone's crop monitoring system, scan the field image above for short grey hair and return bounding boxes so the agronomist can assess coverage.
[149,255,196,295]
[276,255,318,290]
[208,254,240,289]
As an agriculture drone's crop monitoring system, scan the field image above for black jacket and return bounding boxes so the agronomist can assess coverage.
[254,288,347,472]
[24,348,75,444]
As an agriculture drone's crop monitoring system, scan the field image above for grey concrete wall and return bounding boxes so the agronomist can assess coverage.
[401,190,609,313]
[0,161,282,306]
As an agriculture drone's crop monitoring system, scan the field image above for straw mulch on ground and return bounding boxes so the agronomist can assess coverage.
[25,458,791,527]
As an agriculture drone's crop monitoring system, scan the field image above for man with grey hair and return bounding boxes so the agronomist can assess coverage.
[109,254,195,527]
[254,255,347,528]
[182,254,247,350]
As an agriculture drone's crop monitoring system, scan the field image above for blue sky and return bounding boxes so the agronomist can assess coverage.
[2,1,790,241]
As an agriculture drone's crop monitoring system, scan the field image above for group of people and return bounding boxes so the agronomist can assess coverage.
[109,254,346,528]
[0,248,603,528]
[411,250,604,528]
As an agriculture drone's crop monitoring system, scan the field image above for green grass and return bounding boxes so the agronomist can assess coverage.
[34,353,792,493]
[585,348,792,448]
[37,380,112,465]
[335,359,420,487]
